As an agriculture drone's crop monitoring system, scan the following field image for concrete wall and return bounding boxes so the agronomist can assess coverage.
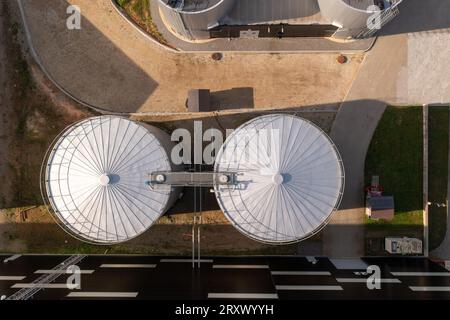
[158,0,236,40]
[318,0,375,38]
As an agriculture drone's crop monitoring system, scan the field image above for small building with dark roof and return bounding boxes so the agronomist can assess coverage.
[366,196,395,221]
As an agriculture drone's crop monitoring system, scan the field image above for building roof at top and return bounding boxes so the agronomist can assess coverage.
[368,196,395,210]
[224,0,327,25]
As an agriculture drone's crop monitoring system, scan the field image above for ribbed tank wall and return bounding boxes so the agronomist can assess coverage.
[318,0,374,38]
[159,2,191,39]
[141,122,182,212]
[158,0,235,40]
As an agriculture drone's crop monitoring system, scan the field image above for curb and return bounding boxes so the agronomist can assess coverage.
[423,104,429,257]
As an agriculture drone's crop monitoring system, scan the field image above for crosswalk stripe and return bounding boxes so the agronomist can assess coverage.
[276,285,343,291]
[208,293,278,299]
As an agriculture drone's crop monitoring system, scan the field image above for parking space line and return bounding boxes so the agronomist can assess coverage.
[11,283,69,289]
[213,265,269,269]
[67,292,138,298]
[409,286,450,292]
[0,276,26,281]
[159,259,214,263]
[271,271,331,276]
[336,278,401,283]
[306,256,318,264]
[276,285,343,291]
[330,258,368,270]
[208,293,278,299]
[34,270,95,274]
[99,264,156,268]
[391,272,450,276]
[3,255,22,263]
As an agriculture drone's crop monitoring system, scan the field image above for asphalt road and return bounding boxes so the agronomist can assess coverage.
[1,255,450,300]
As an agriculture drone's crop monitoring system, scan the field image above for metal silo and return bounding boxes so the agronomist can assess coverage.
[318,0,403,38]
[158,0,235,40]
[42,116,181,244]
[213,114,345,244]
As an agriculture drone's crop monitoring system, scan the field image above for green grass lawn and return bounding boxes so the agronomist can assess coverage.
[428,106,449,250]
[364,106,423,239]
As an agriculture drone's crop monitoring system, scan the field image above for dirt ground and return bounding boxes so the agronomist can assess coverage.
[21,0,364,113]
[0,2,15,208]
[0,1,95,252]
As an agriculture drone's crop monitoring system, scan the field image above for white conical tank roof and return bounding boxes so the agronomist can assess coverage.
[44,116,174,244]
[214,114,344,244]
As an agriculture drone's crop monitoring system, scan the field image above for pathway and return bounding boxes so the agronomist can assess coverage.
[431,107,450,260]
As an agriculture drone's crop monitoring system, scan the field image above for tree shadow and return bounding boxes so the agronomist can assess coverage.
[21,0,158,113]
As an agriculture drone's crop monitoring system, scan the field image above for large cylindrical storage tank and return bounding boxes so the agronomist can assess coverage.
[42,116,181,244]
[158,0,235,40]
[318,0,403,38]
[214,114,345,244]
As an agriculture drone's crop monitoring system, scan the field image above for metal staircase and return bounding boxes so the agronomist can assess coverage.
[355,5,400,39]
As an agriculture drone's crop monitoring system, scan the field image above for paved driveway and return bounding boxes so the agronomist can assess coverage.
[431,109,450,260]
[323,34,406,257]
[323,0,450,257]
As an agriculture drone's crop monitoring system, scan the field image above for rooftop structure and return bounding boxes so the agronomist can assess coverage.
[213,114,345,244]
[366,196,395,221]
[42,116,180,244]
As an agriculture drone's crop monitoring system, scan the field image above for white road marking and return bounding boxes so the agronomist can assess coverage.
[391,272,450,276]
[0,276,26,281]
[276,285,343,291]
[271,271,331,276]
[3,255,22,263]
[99,264,156,268]
[67,292,138,298]
[208,293,278,299]
[34,270,95,274]
[330,258,368,270]
[213,265,269,269]
[11,283,68,289]
[336,278,401,283]
[306,256,318,264]
[159,259,213,263]
[409,286,450,292]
